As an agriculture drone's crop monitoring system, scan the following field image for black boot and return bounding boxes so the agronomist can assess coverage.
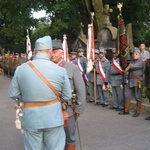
[119,111,129,115]
[133,111,140,117]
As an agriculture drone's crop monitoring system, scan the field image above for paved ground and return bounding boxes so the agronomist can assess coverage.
[1,75,150,150]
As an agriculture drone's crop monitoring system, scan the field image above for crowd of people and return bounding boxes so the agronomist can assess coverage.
[0,53,28,77]
[70,43,150,118]
[0,37,149,150]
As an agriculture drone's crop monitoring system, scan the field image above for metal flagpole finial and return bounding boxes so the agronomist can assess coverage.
[91,12,94,20]
[26,29,29,35]
[117,2,123,14]
[63,34,66,38]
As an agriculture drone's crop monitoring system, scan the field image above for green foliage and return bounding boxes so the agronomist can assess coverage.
[0,0,150,53]
[103,0,150,46]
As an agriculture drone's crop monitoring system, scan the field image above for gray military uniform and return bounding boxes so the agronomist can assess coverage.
[125,58,144,101]
[96,57,110,105]
[58,60,86,146]
[110,58,123,109]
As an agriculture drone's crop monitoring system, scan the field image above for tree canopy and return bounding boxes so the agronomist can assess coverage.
[0,0,150,54]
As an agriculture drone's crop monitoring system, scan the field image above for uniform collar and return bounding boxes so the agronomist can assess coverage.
[34,53,50,61]
[58,59,66,67]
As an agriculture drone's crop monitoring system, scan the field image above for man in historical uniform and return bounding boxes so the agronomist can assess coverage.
[14,53,21,68]
[76,48,88,97]
[97,49,110,107]
[10,55,16,77]
[20,53,28,65]
[51,40,86,150]
[109,49,124,111]
[140,43,150,63]
[0,54,4,75]
[88,49,100,103]
[119,48,144,117]
[70,51,77,64]
[1,55,6,75]
[9,36,72,150]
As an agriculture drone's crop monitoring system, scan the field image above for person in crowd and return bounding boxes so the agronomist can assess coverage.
[109,48,124,111]
[9,36,72,150]
[51,40,85,150]
[119,48,144,117]
[97,49,110,107]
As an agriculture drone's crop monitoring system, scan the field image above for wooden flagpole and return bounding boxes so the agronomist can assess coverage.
[90,12,96,105]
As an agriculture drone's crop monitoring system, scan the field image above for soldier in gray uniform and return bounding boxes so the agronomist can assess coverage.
[9,36,72,150]
[76,48,88,96]
[51,40,86,150]
[109,49,124,111]
[88,49,100,103]
[77,48,87,75]
[70,51,77,64]
[119,48,144,117]
[97,49,110,107]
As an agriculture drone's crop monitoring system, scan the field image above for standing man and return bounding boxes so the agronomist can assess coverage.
[20,53,28,65]
[140,43,149,63]
[119,48,144,117]
[97,49,110,107]
[51,40,86,150]
[109,49,124,111]
[70,51,77,64]
[9,36,72,150]
[76,48,88,96]
[88,49,100,103]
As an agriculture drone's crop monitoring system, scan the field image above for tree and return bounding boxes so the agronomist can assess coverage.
[103,0,150,46]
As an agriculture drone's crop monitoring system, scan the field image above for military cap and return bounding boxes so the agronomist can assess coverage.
[52,40,63,50]
[133,47,140,53]
[99,49,107,54]
[77,48,84,52]
[70,51,77,55]
[94,49,99,54]
[35,36,52,50]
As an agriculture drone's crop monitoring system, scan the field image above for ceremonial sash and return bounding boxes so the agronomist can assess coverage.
[76,58,88,84]
[98,60,109,90]
[111,58,123,74]
[76,58,83,74]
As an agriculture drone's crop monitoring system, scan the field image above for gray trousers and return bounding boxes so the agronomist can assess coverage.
[24,126,65,150]
[97,85,110,105]
[125,86,142,102]
[112,86,124,108]
[64,115,76,146]
[89,81,100,102]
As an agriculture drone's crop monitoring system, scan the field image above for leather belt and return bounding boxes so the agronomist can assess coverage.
[130,75,142,88]
[130,75,142,79]
[24,98,59,108]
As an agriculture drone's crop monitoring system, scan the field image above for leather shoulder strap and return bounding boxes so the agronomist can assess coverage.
[27,62,60,100]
